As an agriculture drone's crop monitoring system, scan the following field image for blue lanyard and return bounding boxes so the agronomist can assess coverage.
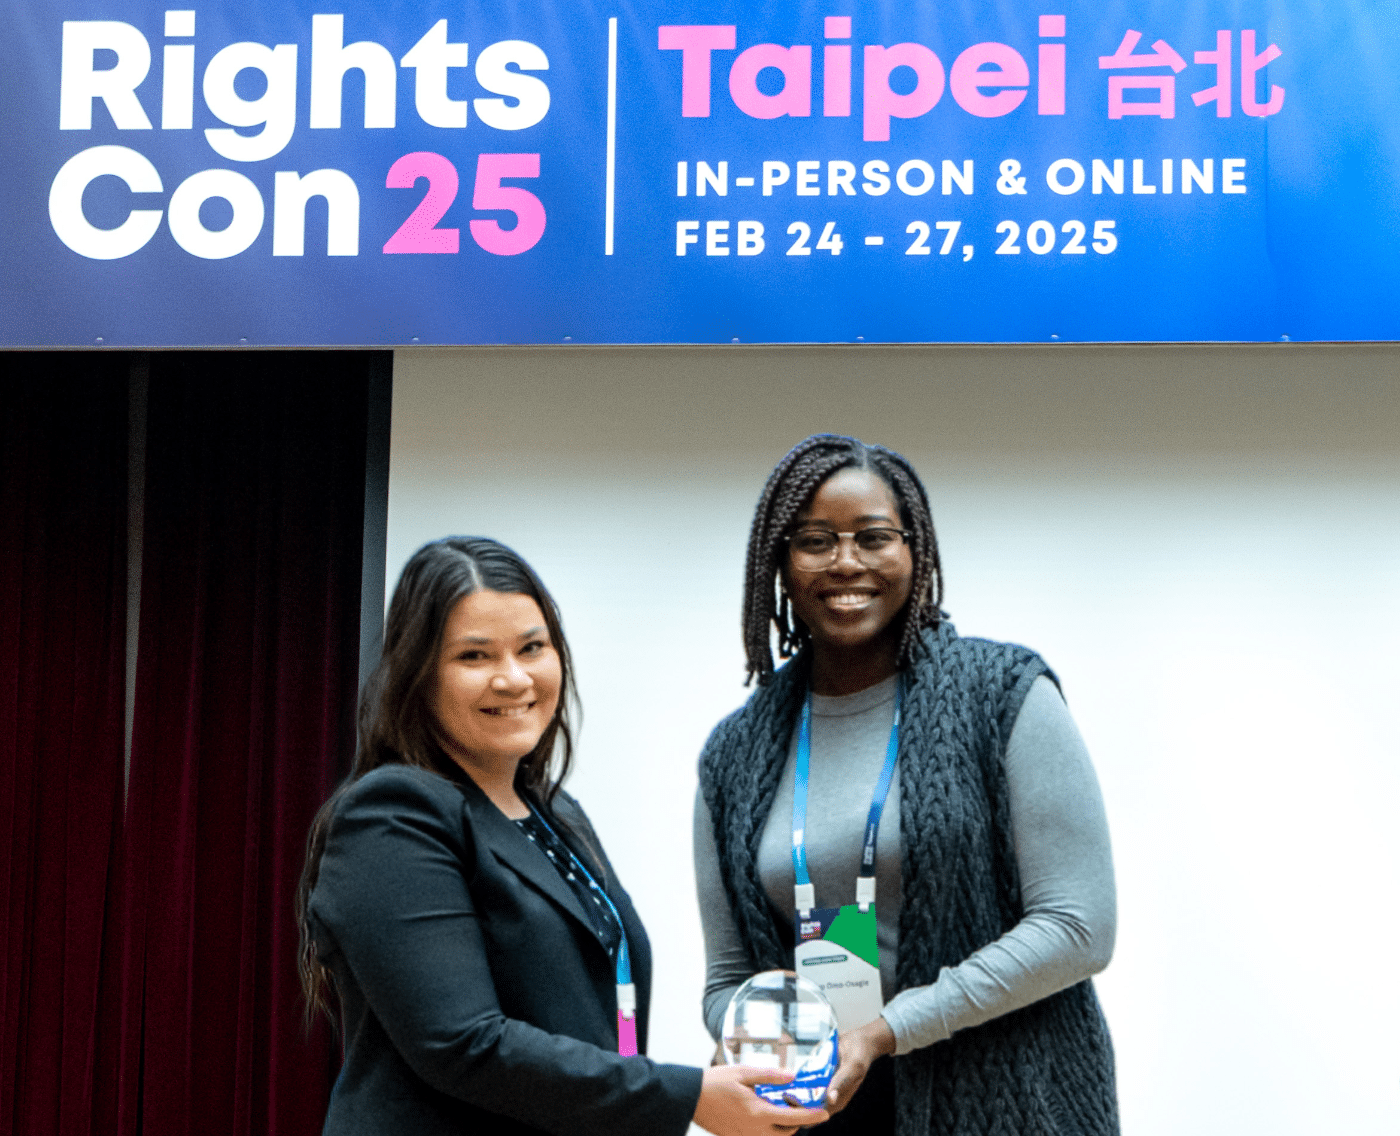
[526,804,632,993]
[792,680,902,916]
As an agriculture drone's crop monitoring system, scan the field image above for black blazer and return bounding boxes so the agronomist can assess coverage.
[308,764,702,1136]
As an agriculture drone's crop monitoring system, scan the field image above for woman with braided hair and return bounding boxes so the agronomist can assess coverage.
[695,435,1119,1136]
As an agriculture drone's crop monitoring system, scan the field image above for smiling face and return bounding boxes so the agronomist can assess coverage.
[430,589,562,787]
[783,466,914,695]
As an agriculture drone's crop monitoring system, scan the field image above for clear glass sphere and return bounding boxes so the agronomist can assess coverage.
[721,970,838,1105]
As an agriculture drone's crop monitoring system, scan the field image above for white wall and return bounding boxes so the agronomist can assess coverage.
[388,343,1400,1135]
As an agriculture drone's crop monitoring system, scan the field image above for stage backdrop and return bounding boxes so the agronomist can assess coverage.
[3,0,1397,345]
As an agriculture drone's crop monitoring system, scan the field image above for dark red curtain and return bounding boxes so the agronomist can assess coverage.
[1,358,130,1136]
[92,354,378,1136]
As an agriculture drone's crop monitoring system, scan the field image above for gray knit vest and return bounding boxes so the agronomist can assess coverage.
[698,622,1119,1136]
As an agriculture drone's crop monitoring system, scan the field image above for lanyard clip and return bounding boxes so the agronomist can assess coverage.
[616,982,636,1021]
[795,882,815,918]
[856,875,876,914]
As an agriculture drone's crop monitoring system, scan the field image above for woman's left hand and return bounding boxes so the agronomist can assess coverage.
[823,1016,896,1116]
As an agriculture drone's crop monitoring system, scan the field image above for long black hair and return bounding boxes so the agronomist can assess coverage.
[742,434,944,685]
[295,536,579,1024]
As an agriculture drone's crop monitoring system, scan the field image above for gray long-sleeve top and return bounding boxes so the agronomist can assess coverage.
[694,674,1115,1056]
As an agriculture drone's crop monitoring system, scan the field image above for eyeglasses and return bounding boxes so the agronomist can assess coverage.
[785,527,910,571]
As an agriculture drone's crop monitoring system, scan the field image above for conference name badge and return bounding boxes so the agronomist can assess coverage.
[793,903,882,1031]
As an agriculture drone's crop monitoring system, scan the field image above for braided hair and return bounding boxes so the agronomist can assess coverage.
[742,434,943,685]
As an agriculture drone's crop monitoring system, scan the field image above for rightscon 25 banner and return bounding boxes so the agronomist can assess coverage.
[3,1,1396,345]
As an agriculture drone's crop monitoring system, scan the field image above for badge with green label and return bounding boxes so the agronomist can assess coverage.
[794,902,882,1029]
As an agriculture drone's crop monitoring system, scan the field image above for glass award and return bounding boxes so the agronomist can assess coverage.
[721,969,839,1107]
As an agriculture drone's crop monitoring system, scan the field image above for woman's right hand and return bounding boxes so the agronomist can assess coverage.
[693,1065,830,1135]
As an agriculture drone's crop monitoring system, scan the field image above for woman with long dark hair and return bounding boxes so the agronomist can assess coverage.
[298,536,825,1136]
[695,436,1119,1136]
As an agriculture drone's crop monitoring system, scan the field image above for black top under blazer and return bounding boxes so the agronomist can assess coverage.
[307,764,703,1136]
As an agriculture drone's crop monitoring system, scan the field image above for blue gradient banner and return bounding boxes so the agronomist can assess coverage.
[2,1,1395,345]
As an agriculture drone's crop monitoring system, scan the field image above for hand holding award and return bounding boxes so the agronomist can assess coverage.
[721,970,838,1107]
